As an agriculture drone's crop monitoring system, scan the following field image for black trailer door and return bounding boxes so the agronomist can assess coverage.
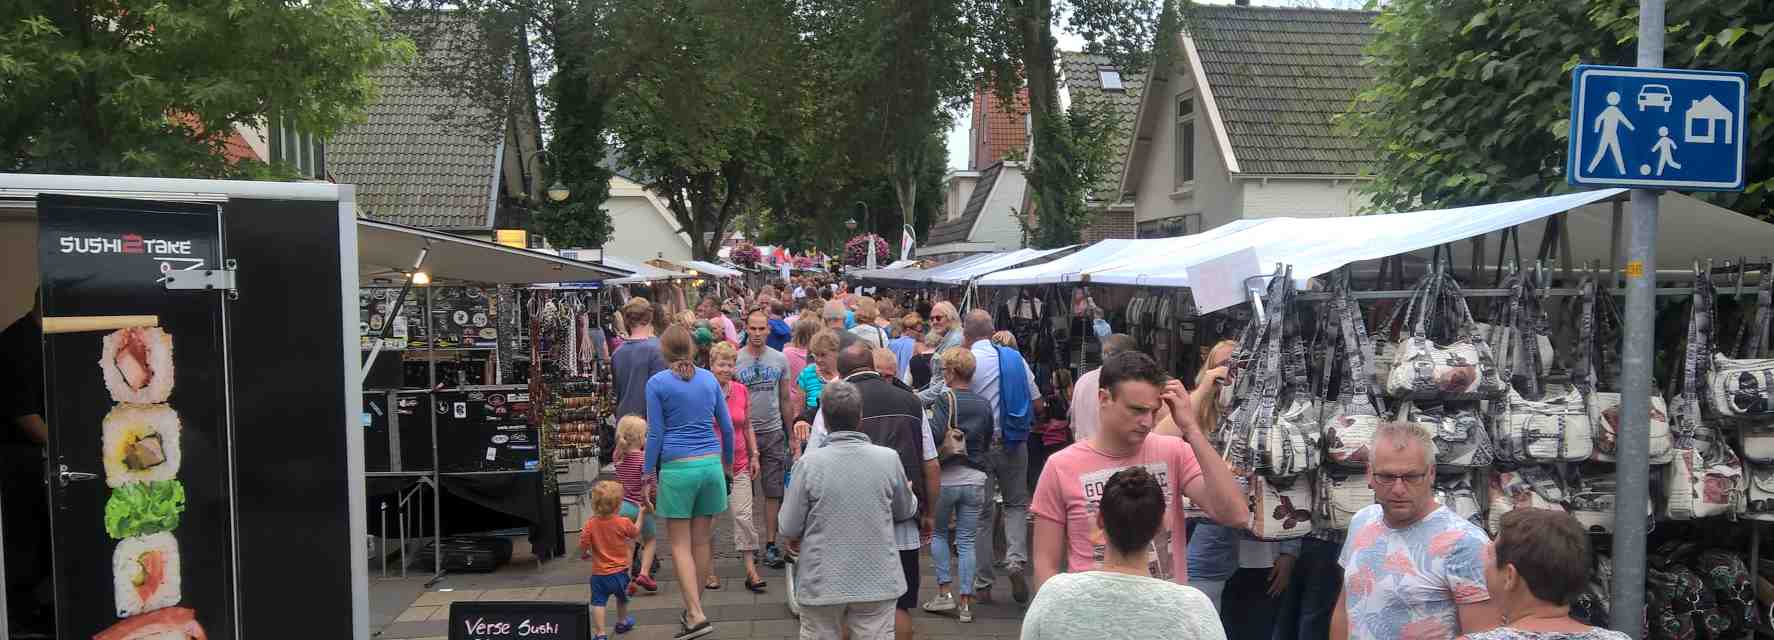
[37,195,236,640]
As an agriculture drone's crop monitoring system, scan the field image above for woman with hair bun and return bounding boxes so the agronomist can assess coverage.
[1021,466,1228,640]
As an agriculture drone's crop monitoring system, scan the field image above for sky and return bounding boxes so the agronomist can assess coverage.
[944,0,1372,169]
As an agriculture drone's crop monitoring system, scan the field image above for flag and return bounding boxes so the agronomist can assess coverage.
[901,225,916,262]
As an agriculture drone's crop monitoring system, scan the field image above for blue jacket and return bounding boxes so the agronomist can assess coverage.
[996,345,1035,445]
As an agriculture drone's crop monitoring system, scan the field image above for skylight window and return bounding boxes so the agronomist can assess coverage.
[1099,68,1124,91]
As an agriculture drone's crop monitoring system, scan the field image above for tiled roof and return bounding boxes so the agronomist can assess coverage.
[927,162,1004,245]
[1060,51,1144,200]
[972,88,1029,170]
[329,14,505,230]
[1188,4,1377,175]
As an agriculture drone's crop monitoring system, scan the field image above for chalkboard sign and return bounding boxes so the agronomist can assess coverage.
[449,601,588,640]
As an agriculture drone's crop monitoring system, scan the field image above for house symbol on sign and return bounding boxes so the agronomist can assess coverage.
[1685,95,1733,144]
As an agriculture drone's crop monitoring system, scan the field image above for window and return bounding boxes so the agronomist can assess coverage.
[1099,68,1124,91]
[1175,95,1196,187]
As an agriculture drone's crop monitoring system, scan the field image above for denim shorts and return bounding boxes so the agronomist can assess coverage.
[590,572,630,606]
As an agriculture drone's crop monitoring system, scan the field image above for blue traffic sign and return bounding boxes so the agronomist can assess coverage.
[1568,64,1748,191]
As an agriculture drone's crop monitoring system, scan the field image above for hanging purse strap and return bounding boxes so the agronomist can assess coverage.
[1742,265,1773,359]
[1573,278,1598,395]
[1676,265,1710,448]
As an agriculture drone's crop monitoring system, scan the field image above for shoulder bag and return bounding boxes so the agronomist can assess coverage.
[1495,386,1594,463]
[1568,469,1653,534]
[1432,470,1485,531]
[1316,466,1374,531]
[1486,466,1567,537]
[1223,265,1318,478]
[1575,278,1674,464]
[1385,272,1508,400]
[1396,399,1495,468]
[1664,268,1746,520]
[1324,271,1386,468]
[939,391,967,460]
[1248,473,1314,541]
[1710,269,1774,422]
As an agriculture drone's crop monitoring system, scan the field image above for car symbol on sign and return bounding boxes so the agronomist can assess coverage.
[1638,84,1673,112]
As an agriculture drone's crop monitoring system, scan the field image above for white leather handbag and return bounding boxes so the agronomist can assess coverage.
[1487,467,1567,536]
[1384,274,1506,400]
[1324,279,1385,469]
[1397,399,1494,468]
[1248,474,1315,541]
[1566,471,1652,534]
[1663,444,1744,520]
[1572,278,1673,464]
[1496,388,1595,463]
[1588,392,1674,464]
[1741,463,1774,522]
[1318,467,1375,531]
[1433,471,1485,531]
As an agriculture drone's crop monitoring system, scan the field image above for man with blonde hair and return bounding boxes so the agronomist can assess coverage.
[1331,422,1496,640]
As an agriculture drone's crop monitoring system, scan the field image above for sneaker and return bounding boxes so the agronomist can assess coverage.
[957,603,974,623]
[615,616,636,634]
[634,574,658,592]
[920,592,957,613]
[763,543,785,568]
[1008,564,1030,604]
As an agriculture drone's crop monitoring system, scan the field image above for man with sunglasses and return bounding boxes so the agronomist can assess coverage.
[1331,422,1498,640]
[914,301,964,406]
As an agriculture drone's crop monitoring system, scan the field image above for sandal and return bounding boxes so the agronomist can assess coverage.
[674,612,713,640]
[704,577,721,590]
[745,577,768,593]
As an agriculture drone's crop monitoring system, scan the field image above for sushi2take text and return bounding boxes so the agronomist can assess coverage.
[463,617,562,637]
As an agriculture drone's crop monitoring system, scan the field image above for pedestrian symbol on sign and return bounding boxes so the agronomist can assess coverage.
[1586,92,1635,176]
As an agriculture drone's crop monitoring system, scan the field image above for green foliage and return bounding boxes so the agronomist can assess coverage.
[1021,99,1121,248]
[0,0,412,176]
[535,7,613,249]
[1349,0,1774,215]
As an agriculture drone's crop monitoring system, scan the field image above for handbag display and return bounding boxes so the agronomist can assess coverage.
[1664,268,1747,520]
[1397,399,1494,468]
[1574,278,1674,464]
[1432,471,1485,531]
[1384,273,1507,401]
[1247,474,1314,541]
[1317,467,1374,531]
[1323,272,1386,468]
[1487,466,1567,536]
[1710,271,1774,420]
[1495,387,1594,463]
[1221,265,1319,478]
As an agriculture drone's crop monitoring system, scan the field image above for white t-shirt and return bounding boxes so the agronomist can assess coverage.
[1023,571,1227,640]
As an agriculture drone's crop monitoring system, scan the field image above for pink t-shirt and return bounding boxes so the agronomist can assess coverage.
[723,379,752,474]
[1031,436,1205,583]
[783,346,809,384]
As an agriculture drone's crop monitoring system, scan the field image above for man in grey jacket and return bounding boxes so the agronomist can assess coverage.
[915,301,964,406]
[779,380,918,640]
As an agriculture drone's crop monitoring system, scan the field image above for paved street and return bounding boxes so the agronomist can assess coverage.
[371,485,1028,640]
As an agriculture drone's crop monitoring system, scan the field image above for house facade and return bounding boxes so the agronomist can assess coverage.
[1118,4,1378,237]
[921,86,1033,261]
[603,173,693,263]
[1059,51,1144,243]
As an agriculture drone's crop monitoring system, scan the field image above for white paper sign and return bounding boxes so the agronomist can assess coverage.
[1184,247,1265,314]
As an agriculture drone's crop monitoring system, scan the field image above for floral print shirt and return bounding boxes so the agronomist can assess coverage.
[1338,505,1493,640]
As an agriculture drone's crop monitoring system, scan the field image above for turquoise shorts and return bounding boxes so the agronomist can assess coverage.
[619,500,657,540]
[656,455,727,519]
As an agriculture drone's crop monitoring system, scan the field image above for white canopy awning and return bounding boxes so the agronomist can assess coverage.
[683,260,742,278]
[600,255,686,284]
[926,246,1076,285]
[854,251,1006,283]
[1079,189,1774,291]
[357,219,630,284]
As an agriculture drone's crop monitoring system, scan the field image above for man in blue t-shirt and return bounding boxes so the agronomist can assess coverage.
[612,298,668,421]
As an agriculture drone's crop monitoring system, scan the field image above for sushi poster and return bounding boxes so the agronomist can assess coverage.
[38,196,235,640]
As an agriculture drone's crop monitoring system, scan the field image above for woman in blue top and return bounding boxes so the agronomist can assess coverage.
[644,324,733,640]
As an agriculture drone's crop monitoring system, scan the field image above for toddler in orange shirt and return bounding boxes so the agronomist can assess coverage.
[580,480,644,639]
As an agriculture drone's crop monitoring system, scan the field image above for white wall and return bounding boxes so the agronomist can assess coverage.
[603,177,692,263]
[1239,179,1371,219]
[944,174,979,222]
[1131,61,1238,232]
[971,164,1028,250]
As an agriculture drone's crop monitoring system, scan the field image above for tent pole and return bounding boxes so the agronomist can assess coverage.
[1613,2,1662,636]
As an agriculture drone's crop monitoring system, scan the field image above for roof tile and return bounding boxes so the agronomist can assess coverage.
[1059,51,1145,200]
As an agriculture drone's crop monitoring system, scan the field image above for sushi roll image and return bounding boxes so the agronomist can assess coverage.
[102,327,175,404]
[94,607,207,640]
[113,532,181,618]
[102,404,182,488]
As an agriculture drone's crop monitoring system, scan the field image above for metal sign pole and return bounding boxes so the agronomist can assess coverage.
[1612,1,1662,636]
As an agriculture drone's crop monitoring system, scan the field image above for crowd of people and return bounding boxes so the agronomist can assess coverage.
[594,277,1629,640]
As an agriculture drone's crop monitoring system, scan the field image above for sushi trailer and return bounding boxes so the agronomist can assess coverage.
[0,173,631,640]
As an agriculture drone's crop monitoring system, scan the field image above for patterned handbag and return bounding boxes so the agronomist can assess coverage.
[1743,463,1774,520]
[1567,469,1653,535]
[1574,278,1674,463]
[1384,273,1508,400]
[1323,271,1386,468]
[1247,473,1315,541]
[1572,553,1614,628]
[1695,549,1758,637]
[1223,265,1318,478]
[1317,466,1374,531]
[1484,272,1556,397]
[1496,387,1595,463]
[1486,466,1567,536]
[1666,269,1748,520]
[1432,471,1485,531]
[1396,399,1495,468]
[1710,271,1774,421]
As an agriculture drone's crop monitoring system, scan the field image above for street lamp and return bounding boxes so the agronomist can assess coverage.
[525,149,571,202]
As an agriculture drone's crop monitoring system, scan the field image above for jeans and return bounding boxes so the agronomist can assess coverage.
[1272,537,1344,640]
[974,440,1029,590]
[1187,521,1242,584]
[931,484,984,595]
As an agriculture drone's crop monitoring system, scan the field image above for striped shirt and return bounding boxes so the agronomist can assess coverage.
[614,450,649,506]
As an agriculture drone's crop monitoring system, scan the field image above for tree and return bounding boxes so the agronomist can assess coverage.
[0,0,411,176]
[1348,0,1774,216]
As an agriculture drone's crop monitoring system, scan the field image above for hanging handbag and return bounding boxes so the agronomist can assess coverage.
[1247,474,1315,541]
[1485,272,1556,397]
[1665,268,1747,520]
[1385,273,1508,400]
[1324,271,1386,468]
[1397,399,1495,467]
[1568,469,1653,534]
[1695,549,1759,637]
[1710,271,1774,420]
[1223,265,1318,478]
[1495,387,1594,463]
[1486,466,1567,536]
[1575,278,1675,464]
[1743,464,1774,521]
[1432,471,1485,531]
[1316,466,1374,531]
[939,391,967,460]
